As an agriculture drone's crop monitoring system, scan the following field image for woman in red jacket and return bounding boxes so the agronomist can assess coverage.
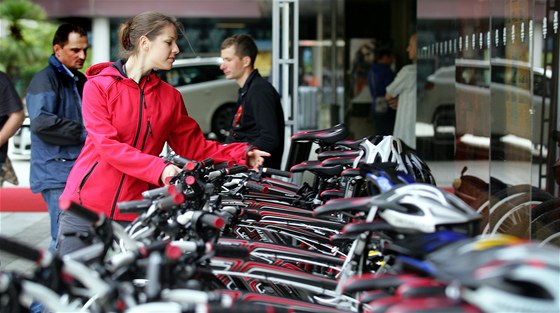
[58,11,269,255]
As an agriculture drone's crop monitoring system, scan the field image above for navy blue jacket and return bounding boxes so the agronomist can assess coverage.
[26,55,87,193]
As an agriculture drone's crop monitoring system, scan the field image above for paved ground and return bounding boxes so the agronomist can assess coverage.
[0,149,51,275]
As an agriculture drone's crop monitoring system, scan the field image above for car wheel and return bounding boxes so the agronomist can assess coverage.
[211,103,235,142]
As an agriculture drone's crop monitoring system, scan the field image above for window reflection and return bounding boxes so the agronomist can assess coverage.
[417,0,556,243]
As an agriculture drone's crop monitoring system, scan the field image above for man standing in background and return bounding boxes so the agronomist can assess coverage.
[0,71,25,185]
[220,34,285,169]
[367,47,396,135]
[26,23,89,253]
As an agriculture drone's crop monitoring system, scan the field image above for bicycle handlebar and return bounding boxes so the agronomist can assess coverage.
[243,180,269,193]
[0,235,46,265]
[155,193,185,210]
[59,197,101,225]
[176,211,224,230]
[142,185,179,200]
[185,158,214,171]
[199,212,225,229]
[169,155,191,168]
[262,167,291,178]
[207,165,248,179]
[118,199,153,214]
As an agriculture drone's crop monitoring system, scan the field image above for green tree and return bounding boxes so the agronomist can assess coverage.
[0,0,56,94]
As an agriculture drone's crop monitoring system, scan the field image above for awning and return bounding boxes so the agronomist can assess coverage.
[31,0,263,18]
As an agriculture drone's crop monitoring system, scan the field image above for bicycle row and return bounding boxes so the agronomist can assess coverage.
[1,123,559,312]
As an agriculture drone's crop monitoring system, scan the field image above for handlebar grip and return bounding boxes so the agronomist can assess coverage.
[213,244,250,259]
[213,160,235,170]
[118,199,153,214]
[59,198,100,224]
[199,213,225,230]
[0,235,42,263]
[207,165,248,179]
[200,158,214,168]
[243,181,269,193]
[171,155,191,168]
[155,193,185,210]
[142,185,178,200]
[226,165,248,175]
[262,167,291,178]
[142,240,169,255]
[240,208,262,221]
[185,175,203,194]
[185,158,215,171]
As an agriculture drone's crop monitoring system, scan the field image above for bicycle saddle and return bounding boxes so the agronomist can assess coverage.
[290,123,348,146]
[317,149,361,161]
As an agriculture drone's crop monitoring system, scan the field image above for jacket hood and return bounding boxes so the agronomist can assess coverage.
[85,60,163,92]
[86,61,120,79]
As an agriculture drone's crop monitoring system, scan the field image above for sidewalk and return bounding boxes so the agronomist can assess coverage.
[1,144,50,274]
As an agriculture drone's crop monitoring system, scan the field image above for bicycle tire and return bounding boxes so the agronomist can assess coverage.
[534,219,560,247]
[531,198,560,226]
[475,184,546,218]
[480,190,552,237]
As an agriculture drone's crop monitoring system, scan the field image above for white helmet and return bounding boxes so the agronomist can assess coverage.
[372,183,481,235]
[457,242,560,313]
[360,136,436,185]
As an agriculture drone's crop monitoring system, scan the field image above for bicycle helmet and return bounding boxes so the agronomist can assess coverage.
[400,148,437,185]
[388,230,470,260]
[359,136,436,185]
[360,135,406,167]
[457,242,560,313]
[372,183,482,236]
[358,162,415,195]
[424,234,528,281]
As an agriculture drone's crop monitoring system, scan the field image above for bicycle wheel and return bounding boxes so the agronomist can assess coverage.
[481,190,553,237]
[473,184,543,221]
[531,198,560,227]
[534,219,560,247]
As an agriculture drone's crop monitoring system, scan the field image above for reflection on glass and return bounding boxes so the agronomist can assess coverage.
[417,0,557,243]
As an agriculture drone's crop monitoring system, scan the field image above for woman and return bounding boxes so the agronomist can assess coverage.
[57,12,269,255]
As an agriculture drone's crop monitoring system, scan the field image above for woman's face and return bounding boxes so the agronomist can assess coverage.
[146,24,179,71]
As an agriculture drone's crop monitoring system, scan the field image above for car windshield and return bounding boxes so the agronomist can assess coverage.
[160,64,226,87]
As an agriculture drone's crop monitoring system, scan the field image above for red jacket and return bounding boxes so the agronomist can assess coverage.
[62,61,249,221]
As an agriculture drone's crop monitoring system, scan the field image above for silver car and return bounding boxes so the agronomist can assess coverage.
[159,57,239,141]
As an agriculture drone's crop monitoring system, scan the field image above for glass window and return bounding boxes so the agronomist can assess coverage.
[160,65,225,87]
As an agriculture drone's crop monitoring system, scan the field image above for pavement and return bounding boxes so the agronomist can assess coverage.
[0,145,50,275]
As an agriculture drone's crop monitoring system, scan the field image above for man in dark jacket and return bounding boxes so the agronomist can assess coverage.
[0,71,25,183]
[220,34,285,169]
[26,23,89,253]
[367,47,395,135]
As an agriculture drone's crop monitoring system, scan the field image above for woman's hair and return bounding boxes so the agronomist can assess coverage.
[118,11,183,59]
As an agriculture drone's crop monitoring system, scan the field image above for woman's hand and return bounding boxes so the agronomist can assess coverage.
[247,149,271,170]
[161,164,182,185]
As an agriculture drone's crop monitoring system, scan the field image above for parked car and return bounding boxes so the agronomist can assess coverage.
[417,65,455,126]
[158,57,239,141]
[418,58,550,146]
[11,57,239,155]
